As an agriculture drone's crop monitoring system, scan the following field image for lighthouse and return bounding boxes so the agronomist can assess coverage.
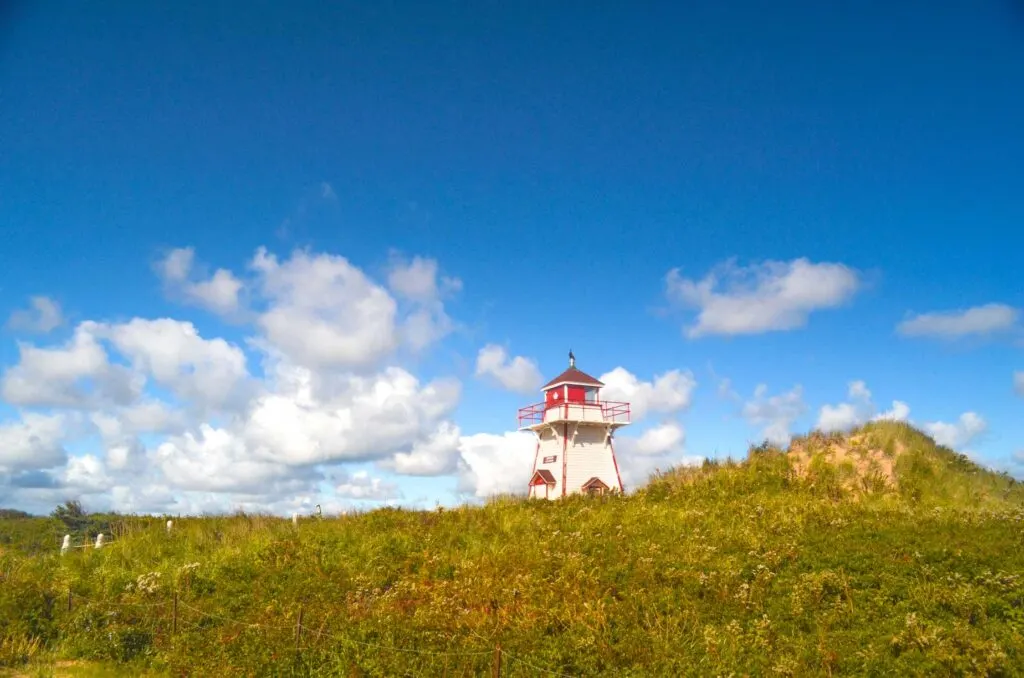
[518,351,631,499]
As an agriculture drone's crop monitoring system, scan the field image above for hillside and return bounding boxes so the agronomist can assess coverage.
[2,421,1023,676]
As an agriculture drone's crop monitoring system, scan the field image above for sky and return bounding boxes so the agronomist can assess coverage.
[2,1,1023,516]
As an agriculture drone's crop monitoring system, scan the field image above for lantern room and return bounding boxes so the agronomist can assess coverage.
[542,351,603,407]
[517,351,631,429]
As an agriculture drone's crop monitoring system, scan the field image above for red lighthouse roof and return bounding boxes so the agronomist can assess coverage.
[540,350,604,390]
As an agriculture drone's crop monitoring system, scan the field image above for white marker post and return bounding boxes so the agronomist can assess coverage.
[166,519,174,534]
[61,534,71,555]
[94,533,104,549]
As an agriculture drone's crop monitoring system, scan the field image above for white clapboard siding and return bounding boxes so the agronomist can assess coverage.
[564,426,619,494]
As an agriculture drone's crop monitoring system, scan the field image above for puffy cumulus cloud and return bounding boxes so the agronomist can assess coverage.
[874,400,911,422]
[456,430,537,498]
[923,412,987,450]
[243,365,460,466]
[474,345,543,395]
[666,257,860,338]
[156,247,244,317]
[1,326,141,408]
[386,253,462,303]
[250,247,399,370]
[598,367,697,421]
[614,422,702,491]
[6,296,64,333]
[896,303,1018,339]
[816,380,873,432]
[386,254,461,353]
[154,423,318,495]
[0,245,508,514]
[0,413,71,474]
[334,470,401,501]
[89,318,253,412]
[742,384,806,446]
[816,380,913,433]
[379,422,461,476]
[60,454,114,495]
[620,421,686,457]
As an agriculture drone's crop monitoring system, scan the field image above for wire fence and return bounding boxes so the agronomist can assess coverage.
[54,589,579,676]
[45,528,581,676]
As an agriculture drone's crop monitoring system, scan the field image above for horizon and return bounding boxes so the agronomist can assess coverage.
[2,1,1023,517]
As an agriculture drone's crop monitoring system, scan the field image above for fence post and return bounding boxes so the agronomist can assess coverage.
[492,642,502,677]
[67,589,72,612]
[95,533,104,549]
[295,606,304,657]
[173,591,178,635]
[61,534,71,555]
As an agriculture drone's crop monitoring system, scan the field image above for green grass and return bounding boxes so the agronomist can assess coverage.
[2,422,1023,676]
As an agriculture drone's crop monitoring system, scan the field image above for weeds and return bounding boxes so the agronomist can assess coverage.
[1,422,1022,676]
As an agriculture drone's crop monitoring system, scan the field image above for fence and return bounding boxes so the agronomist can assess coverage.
[53,589,574,676]
[48,527,579,676]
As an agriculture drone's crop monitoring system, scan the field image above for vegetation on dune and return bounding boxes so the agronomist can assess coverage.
[2,422,1023,676]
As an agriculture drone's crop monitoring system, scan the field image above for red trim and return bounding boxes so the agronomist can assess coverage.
[530,469,556,485]
[609,436,624,492]
[516,400,631,428]
[561,422,568,498]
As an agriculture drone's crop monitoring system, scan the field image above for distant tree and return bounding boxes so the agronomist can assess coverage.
[52,499,88,533]
[0,508,33,519]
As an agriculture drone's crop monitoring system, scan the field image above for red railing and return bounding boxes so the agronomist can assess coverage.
[517,400,631,428]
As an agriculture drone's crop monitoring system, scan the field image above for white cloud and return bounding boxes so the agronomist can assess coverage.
[923,412,987,450]
[1,325,141,408]
[379,421,461,476]
[156,247,244,316]
[0,413,70,474]
[666,257,860,338]
[243,364,460,467]
[60,454,114,494]
[741,383,806,445]
[815,380,915,433]
[474,345,543,395]
[154,423,316,494]
[816,380,873,432]
[598,367,696,421]
[6,296,64,333]
[456,430,537,498]
[619,421,686,457]
[1014,371,1024,397]
[250,247,399,370]
[896,303,1018,338]
[334,470,401,501]
[615,422,701,491]
[91,318,252,411]
[874,400,911,422]
[387,254,461,352]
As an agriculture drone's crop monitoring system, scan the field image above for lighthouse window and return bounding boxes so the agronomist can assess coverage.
[584,388,597,403]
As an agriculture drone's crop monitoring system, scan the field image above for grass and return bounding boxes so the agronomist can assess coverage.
[2,422,1023,676]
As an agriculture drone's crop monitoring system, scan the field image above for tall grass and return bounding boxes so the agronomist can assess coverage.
[2,422,1022,676]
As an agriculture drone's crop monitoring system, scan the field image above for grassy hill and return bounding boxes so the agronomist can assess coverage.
[2,421,1023,676]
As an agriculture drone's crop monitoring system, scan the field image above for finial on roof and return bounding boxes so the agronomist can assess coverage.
[569,349,575,368]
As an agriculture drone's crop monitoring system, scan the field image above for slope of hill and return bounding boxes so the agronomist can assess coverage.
[2,422,1022,676]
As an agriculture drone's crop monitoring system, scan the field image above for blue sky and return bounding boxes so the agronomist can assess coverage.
[2,1,1023,515]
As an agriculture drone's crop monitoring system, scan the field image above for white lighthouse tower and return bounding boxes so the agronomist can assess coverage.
[518,351,631,500]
